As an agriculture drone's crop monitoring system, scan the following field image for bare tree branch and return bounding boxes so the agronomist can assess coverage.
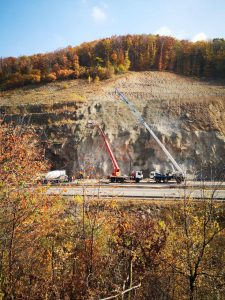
[99,283,141,300]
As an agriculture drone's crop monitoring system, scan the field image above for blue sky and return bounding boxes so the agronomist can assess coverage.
[0,0,225,58]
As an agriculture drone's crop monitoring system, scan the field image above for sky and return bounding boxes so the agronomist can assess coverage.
[0,0,225,58]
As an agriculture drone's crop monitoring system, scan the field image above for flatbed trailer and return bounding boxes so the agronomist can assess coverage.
[150,172,183,183]
[109,175,127,183]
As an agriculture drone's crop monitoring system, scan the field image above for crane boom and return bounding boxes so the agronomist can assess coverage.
[87,121,120,176]
[98,126,120,176]
[114,88,184,174]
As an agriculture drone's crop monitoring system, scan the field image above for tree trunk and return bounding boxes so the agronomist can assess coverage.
[189,276,195,300]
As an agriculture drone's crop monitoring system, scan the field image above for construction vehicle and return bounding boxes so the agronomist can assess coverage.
[150,171,182,183]
[39,170,70,184]
[87,120,143,183]
[114,88,185,184]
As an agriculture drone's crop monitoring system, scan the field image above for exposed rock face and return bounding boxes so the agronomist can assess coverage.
[1,72,225,179]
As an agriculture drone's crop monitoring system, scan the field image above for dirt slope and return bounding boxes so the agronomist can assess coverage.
[1,71,225,179]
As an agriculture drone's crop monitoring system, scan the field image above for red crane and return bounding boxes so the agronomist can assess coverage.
[87,121,120,177]
[87,120,143,183]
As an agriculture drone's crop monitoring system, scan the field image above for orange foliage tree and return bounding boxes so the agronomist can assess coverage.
[0,123,64,299]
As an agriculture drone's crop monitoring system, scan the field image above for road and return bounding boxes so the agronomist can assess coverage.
[47,182,225,200]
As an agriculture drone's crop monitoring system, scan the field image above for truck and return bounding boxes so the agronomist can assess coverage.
[40,170,70,184]
[87,120,143,183]
[114,89,185,184]
[150,171,184,183]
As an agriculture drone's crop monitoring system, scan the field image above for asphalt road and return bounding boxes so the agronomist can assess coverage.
[47,182,225,200]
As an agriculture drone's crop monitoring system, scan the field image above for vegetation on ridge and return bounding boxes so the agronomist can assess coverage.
[1,34,225,90]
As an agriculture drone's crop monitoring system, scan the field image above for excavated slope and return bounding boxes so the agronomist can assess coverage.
[1,71,225,179]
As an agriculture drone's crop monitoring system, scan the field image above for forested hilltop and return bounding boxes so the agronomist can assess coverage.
[1,34,225,90]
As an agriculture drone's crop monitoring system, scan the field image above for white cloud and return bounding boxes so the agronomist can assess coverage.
[92,6,107,23]
[155,26,172,36]
[155,26,207,42]
[192,32,207,42]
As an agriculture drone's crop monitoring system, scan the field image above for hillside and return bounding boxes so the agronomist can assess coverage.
[1,71,225,179]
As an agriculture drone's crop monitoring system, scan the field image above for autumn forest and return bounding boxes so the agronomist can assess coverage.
[1,34,225,90]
